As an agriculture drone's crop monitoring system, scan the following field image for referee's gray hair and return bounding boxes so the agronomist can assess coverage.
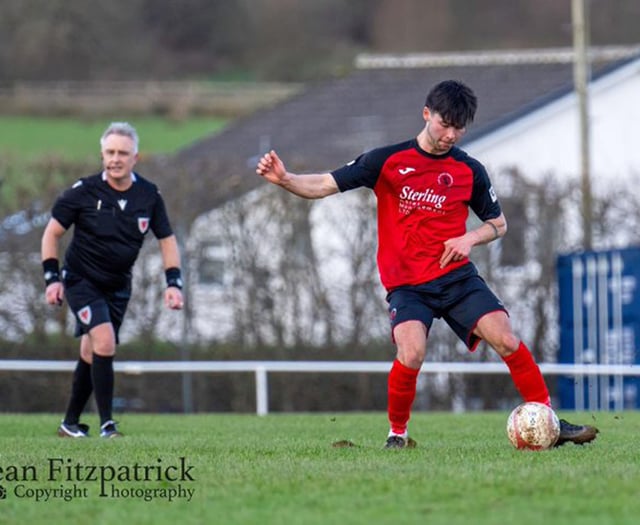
[100,122,139,153]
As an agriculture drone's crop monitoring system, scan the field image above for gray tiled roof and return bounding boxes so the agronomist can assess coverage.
[156,52,637,220]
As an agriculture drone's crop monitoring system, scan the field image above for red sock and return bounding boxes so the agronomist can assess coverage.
[502,342,550,406]
[388,359,420,435]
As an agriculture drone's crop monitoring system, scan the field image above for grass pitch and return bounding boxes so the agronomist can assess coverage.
[0,116,227,160]
[0,411,637,525]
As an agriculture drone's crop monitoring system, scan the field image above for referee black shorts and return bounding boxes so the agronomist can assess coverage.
[386,263,508,351]
[62,269,131,344]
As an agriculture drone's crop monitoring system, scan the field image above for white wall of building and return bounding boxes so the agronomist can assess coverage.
[466,58,640,192]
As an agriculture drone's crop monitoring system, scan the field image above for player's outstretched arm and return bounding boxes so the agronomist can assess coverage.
[256,150,339,199]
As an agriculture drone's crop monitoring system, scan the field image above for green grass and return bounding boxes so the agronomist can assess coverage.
[0,114,228,216]
[0,411,636,525]
[0,116,227,161]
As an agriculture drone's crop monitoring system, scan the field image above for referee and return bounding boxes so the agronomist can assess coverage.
[41,122,184,438]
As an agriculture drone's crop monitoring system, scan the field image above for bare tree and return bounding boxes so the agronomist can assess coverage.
[1,0,638,83]
[202,187,336,348]
[0,155,91,341]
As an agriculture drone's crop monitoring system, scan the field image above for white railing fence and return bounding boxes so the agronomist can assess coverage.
[3,360,640,415]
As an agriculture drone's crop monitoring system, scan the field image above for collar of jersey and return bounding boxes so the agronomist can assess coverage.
[101,171,137,182]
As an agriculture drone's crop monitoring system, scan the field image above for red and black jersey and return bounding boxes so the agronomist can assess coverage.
[52,172,174,290]
[331,139,501,291]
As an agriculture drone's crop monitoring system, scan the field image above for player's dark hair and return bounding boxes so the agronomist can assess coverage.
[425,80,477,128]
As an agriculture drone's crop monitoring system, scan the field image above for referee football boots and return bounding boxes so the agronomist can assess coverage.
[554,418,599,446]
[100,420,123,438]
[57,421,90,438]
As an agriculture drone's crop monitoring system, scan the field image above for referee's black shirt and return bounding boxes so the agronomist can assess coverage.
[52,172,174,290]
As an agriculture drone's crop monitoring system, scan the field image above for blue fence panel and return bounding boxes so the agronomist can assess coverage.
[557,247,640,410]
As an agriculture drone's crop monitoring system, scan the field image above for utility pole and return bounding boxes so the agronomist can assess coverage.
[572,0,592,250]
[176,223,193,413]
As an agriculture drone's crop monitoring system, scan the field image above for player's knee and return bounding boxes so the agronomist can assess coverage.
[80,346,93,363]
[396,346,425,369]
[91,340,116,357]
[393,320,427,367]
[492,333,520,358]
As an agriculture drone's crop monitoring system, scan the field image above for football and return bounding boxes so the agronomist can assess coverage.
[506,402,560,450]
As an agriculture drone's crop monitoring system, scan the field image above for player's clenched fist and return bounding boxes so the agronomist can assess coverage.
[45,282,64,306]
[256,150,287,184]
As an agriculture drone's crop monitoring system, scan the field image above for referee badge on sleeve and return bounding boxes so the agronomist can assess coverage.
[138,217,150,234]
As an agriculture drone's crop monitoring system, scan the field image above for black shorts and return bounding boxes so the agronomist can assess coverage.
[386,263,507,351]
[62,269,131,344]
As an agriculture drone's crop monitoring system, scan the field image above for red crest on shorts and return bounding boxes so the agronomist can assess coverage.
[78,306,92,325]
[138,217,150,234]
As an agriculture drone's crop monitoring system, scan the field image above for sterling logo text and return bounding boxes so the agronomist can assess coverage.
[399,185,447,209]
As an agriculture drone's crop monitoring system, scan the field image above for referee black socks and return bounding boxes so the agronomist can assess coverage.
[91,353,115,425]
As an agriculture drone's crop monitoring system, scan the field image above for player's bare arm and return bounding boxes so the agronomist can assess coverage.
[473,214,507,244]
[256,150,339,199]
[41,218,67,306]
[439,213,507,268]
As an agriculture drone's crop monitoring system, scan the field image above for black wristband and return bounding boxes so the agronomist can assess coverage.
[165,267,183,289]
[43,258,61,286]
